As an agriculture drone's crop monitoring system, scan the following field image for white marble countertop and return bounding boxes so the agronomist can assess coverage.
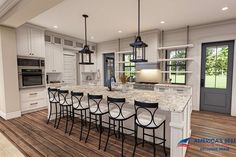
[155,84,192,88]
[59,85,191,113]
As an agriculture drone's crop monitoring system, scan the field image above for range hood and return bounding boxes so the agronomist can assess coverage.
[135,62,162,83]
[136,62,160,71]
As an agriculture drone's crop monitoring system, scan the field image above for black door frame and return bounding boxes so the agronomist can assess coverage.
[200,40,234,114]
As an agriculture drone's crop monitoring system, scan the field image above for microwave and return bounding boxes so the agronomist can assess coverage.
[17,57,45,89]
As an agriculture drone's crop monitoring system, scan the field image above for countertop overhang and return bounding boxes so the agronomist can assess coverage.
[58,85,191,113]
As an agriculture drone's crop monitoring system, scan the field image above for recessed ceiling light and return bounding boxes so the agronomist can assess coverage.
[160,21,165,24]
[222,7,229,11]
[91,36,94,39]
[53,25,58,29]
[118,30,122,33]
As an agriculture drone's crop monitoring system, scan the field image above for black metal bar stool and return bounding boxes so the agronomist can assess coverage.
[85,94,108,150]
[56,89,73,133]
[69,91,89,140]
[132,100,167,157]
[104,96,135,157]
[47,87,60,128]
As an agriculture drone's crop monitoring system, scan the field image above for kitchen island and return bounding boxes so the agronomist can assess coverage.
[48,85,192,157]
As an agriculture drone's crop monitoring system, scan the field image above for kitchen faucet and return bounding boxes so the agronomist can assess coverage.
[108,76,116,91]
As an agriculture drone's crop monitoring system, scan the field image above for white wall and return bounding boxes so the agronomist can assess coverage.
[96,19,236,116]
[0,26,20,119]
[163,20,236,115]
[97,30,160,85]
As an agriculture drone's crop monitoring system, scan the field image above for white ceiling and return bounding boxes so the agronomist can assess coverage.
[0,0,7,7]
[29,0,236,43]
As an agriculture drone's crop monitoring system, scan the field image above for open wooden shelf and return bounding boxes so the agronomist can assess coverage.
[158,58,194,62]
[161,71,192,74]
[158,44,194,50]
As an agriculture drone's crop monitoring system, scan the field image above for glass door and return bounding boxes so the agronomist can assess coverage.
[200,40,234,114]
[103,53,115,86]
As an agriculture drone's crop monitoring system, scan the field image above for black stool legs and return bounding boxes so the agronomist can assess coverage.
[98,115,103,150]
[104,117,111,151]
[153,129,156,157]
[69,108,75,136]
[132,121,167,157]
[132,121,138,157]
[85,113,92,143]
[85,113,104,150]
[47,102,52,124]
[163,121,167,156]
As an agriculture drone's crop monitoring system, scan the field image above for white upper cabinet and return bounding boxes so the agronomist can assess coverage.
[16,26,30,56]
[45,43,63,73]
[17,24,45,58]
[30,28,45,58]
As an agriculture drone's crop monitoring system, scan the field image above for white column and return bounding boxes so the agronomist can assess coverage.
[169,97,192,157]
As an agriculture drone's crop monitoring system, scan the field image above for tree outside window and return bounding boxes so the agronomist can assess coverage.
[123,54,136,79]
[166,49,187,84]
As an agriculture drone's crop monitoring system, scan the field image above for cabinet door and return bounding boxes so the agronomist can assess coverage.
[16,27,30,56]
[53,44,64,73]
[45,43,54,73]
[31,28,45,57]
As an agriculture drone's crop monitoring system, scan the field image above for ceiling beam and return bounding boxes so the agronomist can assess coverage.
[0,0,64,28]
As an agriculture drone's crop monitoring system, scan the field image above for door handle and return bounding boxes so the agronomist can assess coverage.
[201,79,205,87]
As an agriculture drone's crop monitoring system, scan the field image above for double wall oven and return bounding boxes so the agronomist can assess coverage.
[18,57,45,89]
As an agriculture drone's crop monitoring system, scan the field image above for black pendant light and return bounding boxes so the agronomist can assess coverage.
[79,14,94,65]
[130,0,148,62]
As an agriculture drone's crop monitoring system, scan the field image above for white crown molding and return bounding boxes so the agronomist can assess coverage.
[0,110,21,120]
[0,0,20,18]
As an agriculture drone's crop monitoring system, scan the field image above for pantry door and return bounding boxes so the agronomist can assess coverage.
[62,50,77,85]
[200,40,234,114]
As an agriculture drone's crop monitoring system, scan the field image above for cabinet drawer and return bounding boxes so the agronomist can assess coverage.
[155,87,170,92]
[20,88,46,102]
[21,99,47,112]
[172,88,188,94]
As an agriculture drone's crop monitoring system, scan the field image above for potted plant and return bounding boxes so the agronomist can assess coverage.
[119,74,128,92]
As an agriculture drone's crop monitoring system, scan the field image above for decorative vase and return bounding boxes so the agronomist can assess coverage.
[122,84,127,92]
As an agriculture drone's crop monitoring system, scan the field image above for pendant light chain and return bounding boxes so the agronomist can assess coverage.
[84,15,88,46]
[138,0,140,36]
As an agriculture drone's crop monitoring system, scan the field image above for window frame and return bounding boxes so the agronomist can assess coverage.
[165,49,187,85]
[123,53,136,78]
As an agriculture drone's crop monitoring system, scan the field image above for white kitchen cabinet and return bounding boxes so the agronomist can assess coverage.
[20,88,47,113]
[45,43,64,73]
[17,24,45,58]
[30,28,45,58]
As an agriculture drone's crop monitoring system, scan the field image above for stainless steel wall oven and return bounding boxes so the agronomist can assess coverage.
[18,57,45,89]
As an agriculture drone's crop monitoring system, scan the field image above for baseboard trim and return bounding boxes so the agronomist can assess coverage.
[21,106,47,115]
[0,111,4,118]
[0,110,21,120]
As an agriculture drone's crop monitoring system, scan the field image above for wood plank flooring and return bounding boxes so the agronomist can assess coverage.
[1,110,236,157]
[0,110,169,157]
[186,111,236,157]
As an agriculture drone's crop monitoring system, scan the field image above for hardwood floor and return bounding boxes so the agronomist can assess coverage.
[0,110,169,157]
[186,111,236,157]
[1,110,236,157]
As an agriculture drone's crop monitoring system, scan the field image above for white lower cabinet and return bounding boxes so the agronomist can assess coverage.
[20,88,47,113]
[155,84,192,94]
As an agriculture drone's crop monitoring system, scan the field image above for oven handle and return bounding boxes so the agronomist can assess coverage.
[19,73,45,75]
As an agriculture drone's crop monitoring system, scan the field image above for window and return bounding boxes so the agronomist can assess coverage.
[166,49,187,84]
[123,54,136,78]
